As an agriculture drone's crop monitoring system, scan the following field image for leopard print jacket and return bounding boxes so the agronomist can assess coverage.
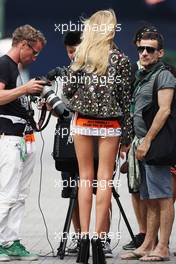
[63,48,133,144]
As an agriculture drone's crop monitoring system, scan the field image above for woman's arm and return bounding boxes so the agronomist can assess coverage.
[117,56,133,145]
[63,69,79,99]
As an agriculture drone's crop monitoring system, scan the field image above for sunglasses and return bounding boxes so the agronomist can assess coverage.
[137,46,158,54]
[27,43,40,57]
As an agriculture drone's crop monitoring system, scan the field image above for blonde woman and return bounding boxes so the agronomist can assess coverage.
[63,9,132,264]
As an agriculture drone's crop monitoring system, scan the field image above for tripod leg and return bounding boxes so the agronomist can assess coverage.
[112,187,137,247]
[57,179,78,259]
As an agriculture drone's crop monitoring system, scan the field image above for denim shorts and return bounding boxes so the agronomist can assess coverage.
[139,161,173,200]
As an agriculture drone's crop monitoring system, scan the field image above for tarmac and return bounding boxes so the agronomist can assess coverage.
[14,116,176,264]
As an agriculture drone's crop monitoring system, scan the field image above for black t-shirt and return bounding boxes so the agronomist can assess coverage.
[0,55,28,135]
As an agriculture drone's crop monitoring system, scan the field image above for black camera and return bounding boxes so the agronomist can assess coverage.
[46,66,68,81]
[35,76,70,119]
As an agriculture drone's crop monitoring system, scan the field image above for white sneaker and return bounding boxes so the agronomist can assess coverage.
[101,239,113,258]
[66,235,80,255]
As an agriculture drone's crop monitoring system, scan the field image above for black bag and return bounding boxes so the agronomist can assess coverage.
[53,117,79,172]
[142,70,176,166]
[53,117,99,172]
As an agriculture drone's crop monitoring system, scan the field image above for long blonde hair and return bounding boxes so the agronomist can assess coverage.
[71,9,117,75]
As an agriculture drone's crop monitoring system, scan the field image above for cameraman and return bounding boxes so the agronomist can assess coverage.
[0,25,46,261]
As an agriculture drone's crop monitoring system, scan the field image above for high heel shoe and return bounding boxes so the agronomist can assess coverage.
[76,234,90,263]
[91,236,106,264]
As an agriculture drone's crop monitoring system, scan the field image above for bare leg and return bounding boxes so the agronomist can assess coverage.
[72,201,81,234]
[95,136,119,236]
[141,198,174,261]
[73,135,94,234]
[131,193,147,233]
[101,203,112,235]
[138,200,159,252]
[121,199,159,259]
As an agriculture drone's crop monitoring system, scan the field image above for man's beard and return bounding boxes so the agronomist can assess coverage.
[142,59,159,69]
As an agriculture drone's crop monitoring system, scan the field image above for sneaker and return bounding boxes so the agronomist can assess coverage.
[122,233,145,250]
[66,235,80,255]
[4,240,39,261]
[101,237,113,258]
[0,246,10,262]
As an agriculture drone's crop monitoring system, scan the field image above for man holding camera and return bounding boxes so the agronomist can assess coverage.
[0,24,46,261]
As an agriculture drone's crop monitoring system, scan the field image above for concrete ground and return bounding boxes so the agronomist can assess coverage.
[15,117,176,264]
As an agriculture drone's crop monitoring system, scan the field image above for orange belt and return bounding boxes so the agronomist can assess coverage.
[76,117,121,129]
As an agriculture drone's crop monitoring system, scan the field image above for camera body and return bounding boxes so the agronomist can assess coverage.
[46,66,68,81]
[35,76,70,119]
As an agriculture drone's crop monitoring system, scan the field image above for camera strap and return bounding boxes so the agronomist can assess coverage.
[18,71,50,132]
[27,100,49,132]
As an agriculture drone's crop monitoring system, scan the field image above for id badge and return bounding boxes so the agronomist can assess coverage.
[20,137,27,161]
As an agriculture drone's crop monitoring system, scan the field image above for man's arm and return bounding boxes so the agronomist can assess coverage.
[0,79,46,105]
[136,88,174,160]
